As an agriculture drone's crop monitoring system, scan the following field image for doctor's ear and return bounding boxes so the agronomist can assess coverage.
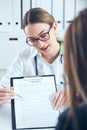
[52,22,58,31]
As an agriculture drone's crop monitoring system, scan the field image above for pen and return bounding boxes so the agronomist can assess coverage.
[15,93,24,100]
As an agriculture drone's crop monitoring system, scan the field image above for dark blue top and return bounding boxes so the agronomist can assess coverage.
[56,104,87,130]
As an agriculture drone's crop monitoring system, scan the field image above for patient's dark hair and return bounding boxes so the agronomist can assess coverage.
[64,8,87,107]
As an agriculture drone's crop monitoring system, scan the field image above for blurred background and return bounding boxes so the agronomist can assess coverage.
[0,0,87,79]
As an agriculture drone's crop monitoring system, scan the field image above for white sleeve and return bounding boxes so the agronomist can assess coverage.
[0,54,24,87]
[0,47,38,88]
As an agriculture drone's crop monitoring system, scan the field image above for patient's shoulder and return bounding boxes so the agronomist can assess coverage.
[56,104,87,130]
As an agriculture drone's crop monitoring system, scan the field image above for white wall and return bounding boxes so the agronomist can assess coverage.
[0,31,27,69]
[0,0,87,69]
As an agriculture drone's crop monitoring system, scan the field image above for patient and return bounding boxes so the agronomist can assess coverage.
[56,8,87,130]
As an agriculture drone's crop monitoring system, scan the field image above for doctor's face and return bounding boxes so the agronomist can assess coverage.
[24,23,57,57]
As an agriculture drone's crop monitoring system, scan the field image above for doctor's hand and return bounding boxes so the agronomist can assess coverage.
[0,87,15,104]
[52,90,70,109]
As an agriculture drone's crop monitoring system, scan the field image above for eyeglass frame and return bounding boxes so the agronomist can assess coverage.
[26,26,52,46]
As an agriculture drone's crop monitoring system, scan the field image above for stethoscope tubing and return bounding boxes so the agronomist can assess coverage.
[34,54,63,76]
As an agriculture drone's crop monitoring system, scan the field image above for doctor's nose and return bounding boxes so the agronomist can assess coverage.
[37,40,45,47]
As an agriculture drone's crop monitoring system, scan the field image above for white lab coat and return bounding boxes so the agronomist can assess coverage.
[0,46,64,90]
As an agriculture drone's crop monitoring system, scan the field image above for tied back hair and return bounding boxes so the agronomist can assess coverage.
[22,7,63,44]
[22,7,55,30]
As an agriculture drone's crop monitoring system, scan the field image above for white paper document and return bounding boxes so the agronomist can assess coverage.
[11,75,60,129]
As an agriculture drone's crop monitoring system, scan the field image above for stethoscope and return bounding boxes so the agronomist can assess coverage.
[34,54,63,76]
[34,54,64,114]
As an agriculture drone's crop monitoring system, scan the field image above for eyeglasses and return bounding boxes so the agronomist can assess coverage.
[26,26,52,46]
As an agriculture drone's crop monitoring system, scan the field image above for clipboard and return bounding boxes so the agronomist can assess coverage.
[10,75,59,130]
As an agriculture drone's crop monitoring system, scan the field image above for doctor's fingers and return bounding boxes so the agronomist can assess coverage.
[53,91,70,109]
[0,96,14,104]
[0,91,15,104]
[0,88,15,101]
[54,93,70,109]
[0,91,15,97]
[0,87,14,94]
[53,91,63,109]
[53,91,64,105]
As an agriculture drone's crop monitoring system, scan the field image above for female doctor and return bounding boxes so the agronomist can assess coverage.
[0,8,69,108]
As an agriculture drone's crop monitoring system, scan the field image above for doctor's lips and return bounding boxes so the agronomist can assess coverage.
[41,45,49,50]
